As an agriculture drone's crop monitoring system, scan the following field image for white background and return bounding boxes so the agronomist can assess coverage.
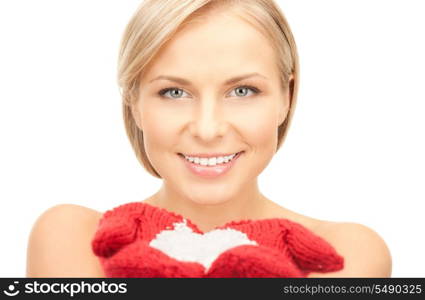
[0,0,424,277]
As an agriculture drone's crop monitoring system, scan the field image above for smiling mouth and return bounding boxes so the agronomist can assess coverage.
[177,151,244,167]
[177,151,243,158]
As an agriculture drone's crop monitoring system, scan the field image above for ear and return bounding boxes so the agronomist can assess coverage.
[130,102,143,131]
[278,101,289,127]
[278,74,294,127]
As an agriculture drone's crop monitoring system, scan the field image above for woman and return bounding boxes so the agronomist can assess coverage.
[26,0,392,277]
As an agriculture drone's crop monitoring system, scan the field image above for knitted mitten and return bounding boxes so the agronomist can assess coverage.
[92,202,344,277]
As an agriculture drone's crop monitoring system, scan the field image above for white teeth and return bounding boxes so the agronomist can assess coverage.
[208,157,217,166]
[183,152,239,166]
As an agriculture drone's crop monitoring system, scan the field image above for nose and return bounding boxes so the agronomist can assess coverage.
[188,96,228,142]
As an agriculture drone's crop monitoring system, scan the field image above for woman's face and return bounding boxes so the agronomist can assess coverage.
[133,10,290,205]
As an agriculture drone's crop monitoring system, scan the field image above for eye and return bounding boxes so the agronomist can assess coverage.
[158,87,189,99]
[158,85,261,100]
[228,85,261,98]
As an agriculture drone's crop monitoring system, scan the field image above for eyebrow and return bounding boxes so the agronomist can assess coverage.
[148,72,267,86]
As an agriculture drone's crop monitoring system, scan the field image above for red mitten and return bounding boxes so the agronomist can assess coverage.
[284,220,344,273]
[92,204,141,258]
[91,202,344,277]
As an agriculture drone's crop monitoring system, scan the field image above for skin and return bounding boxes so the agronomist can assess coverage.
[26,8,392,278]
[131,10,292,233]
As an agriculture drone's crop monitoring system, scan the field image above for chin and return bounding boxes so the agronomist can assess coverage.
[189,197,229,206]
[185,186,234,206]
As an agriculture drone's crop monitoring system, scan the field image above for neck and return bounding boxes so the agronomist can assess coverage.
[146,180,271,233]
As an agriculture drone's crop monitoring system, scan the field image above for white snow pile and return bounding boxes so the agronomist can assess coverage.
[149,219,258,271]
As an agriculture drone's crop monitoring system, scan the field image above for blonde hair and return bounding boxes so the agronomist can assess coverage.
[118,0,300,178]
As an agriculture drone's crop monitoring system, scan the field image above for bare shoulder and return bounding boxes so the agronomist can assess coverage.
[267,202,392,277]
[308,221,393,277]
[26,203,105,277]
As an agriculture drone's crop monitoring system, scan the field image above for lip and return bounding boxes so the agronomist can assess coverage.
[178,152,240,158]
[178,151,244,179]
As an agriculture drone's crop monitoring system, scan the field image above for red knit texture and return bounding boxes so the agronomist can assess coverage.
[91,202,344,278]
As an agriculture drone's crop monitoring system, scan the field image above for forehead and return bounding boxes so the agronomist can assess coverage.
[143,10,278,82]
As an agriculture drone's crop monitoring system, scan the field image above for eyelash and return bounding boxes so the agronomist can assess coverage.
[158,85,261,100]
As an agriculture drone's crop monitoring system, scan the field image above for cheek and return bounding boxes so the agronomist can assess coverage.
[139,111,180,180]
[138,102,182,171]
[229,105,279,179]
[141,102,279,149]
[245,117,277,147]
[234,105,279,152]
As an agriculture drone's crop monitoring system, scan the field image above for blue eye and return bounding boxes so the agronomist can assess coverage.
[158,85,261,99]
[229,86,261,98]
[158,87,189,99]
